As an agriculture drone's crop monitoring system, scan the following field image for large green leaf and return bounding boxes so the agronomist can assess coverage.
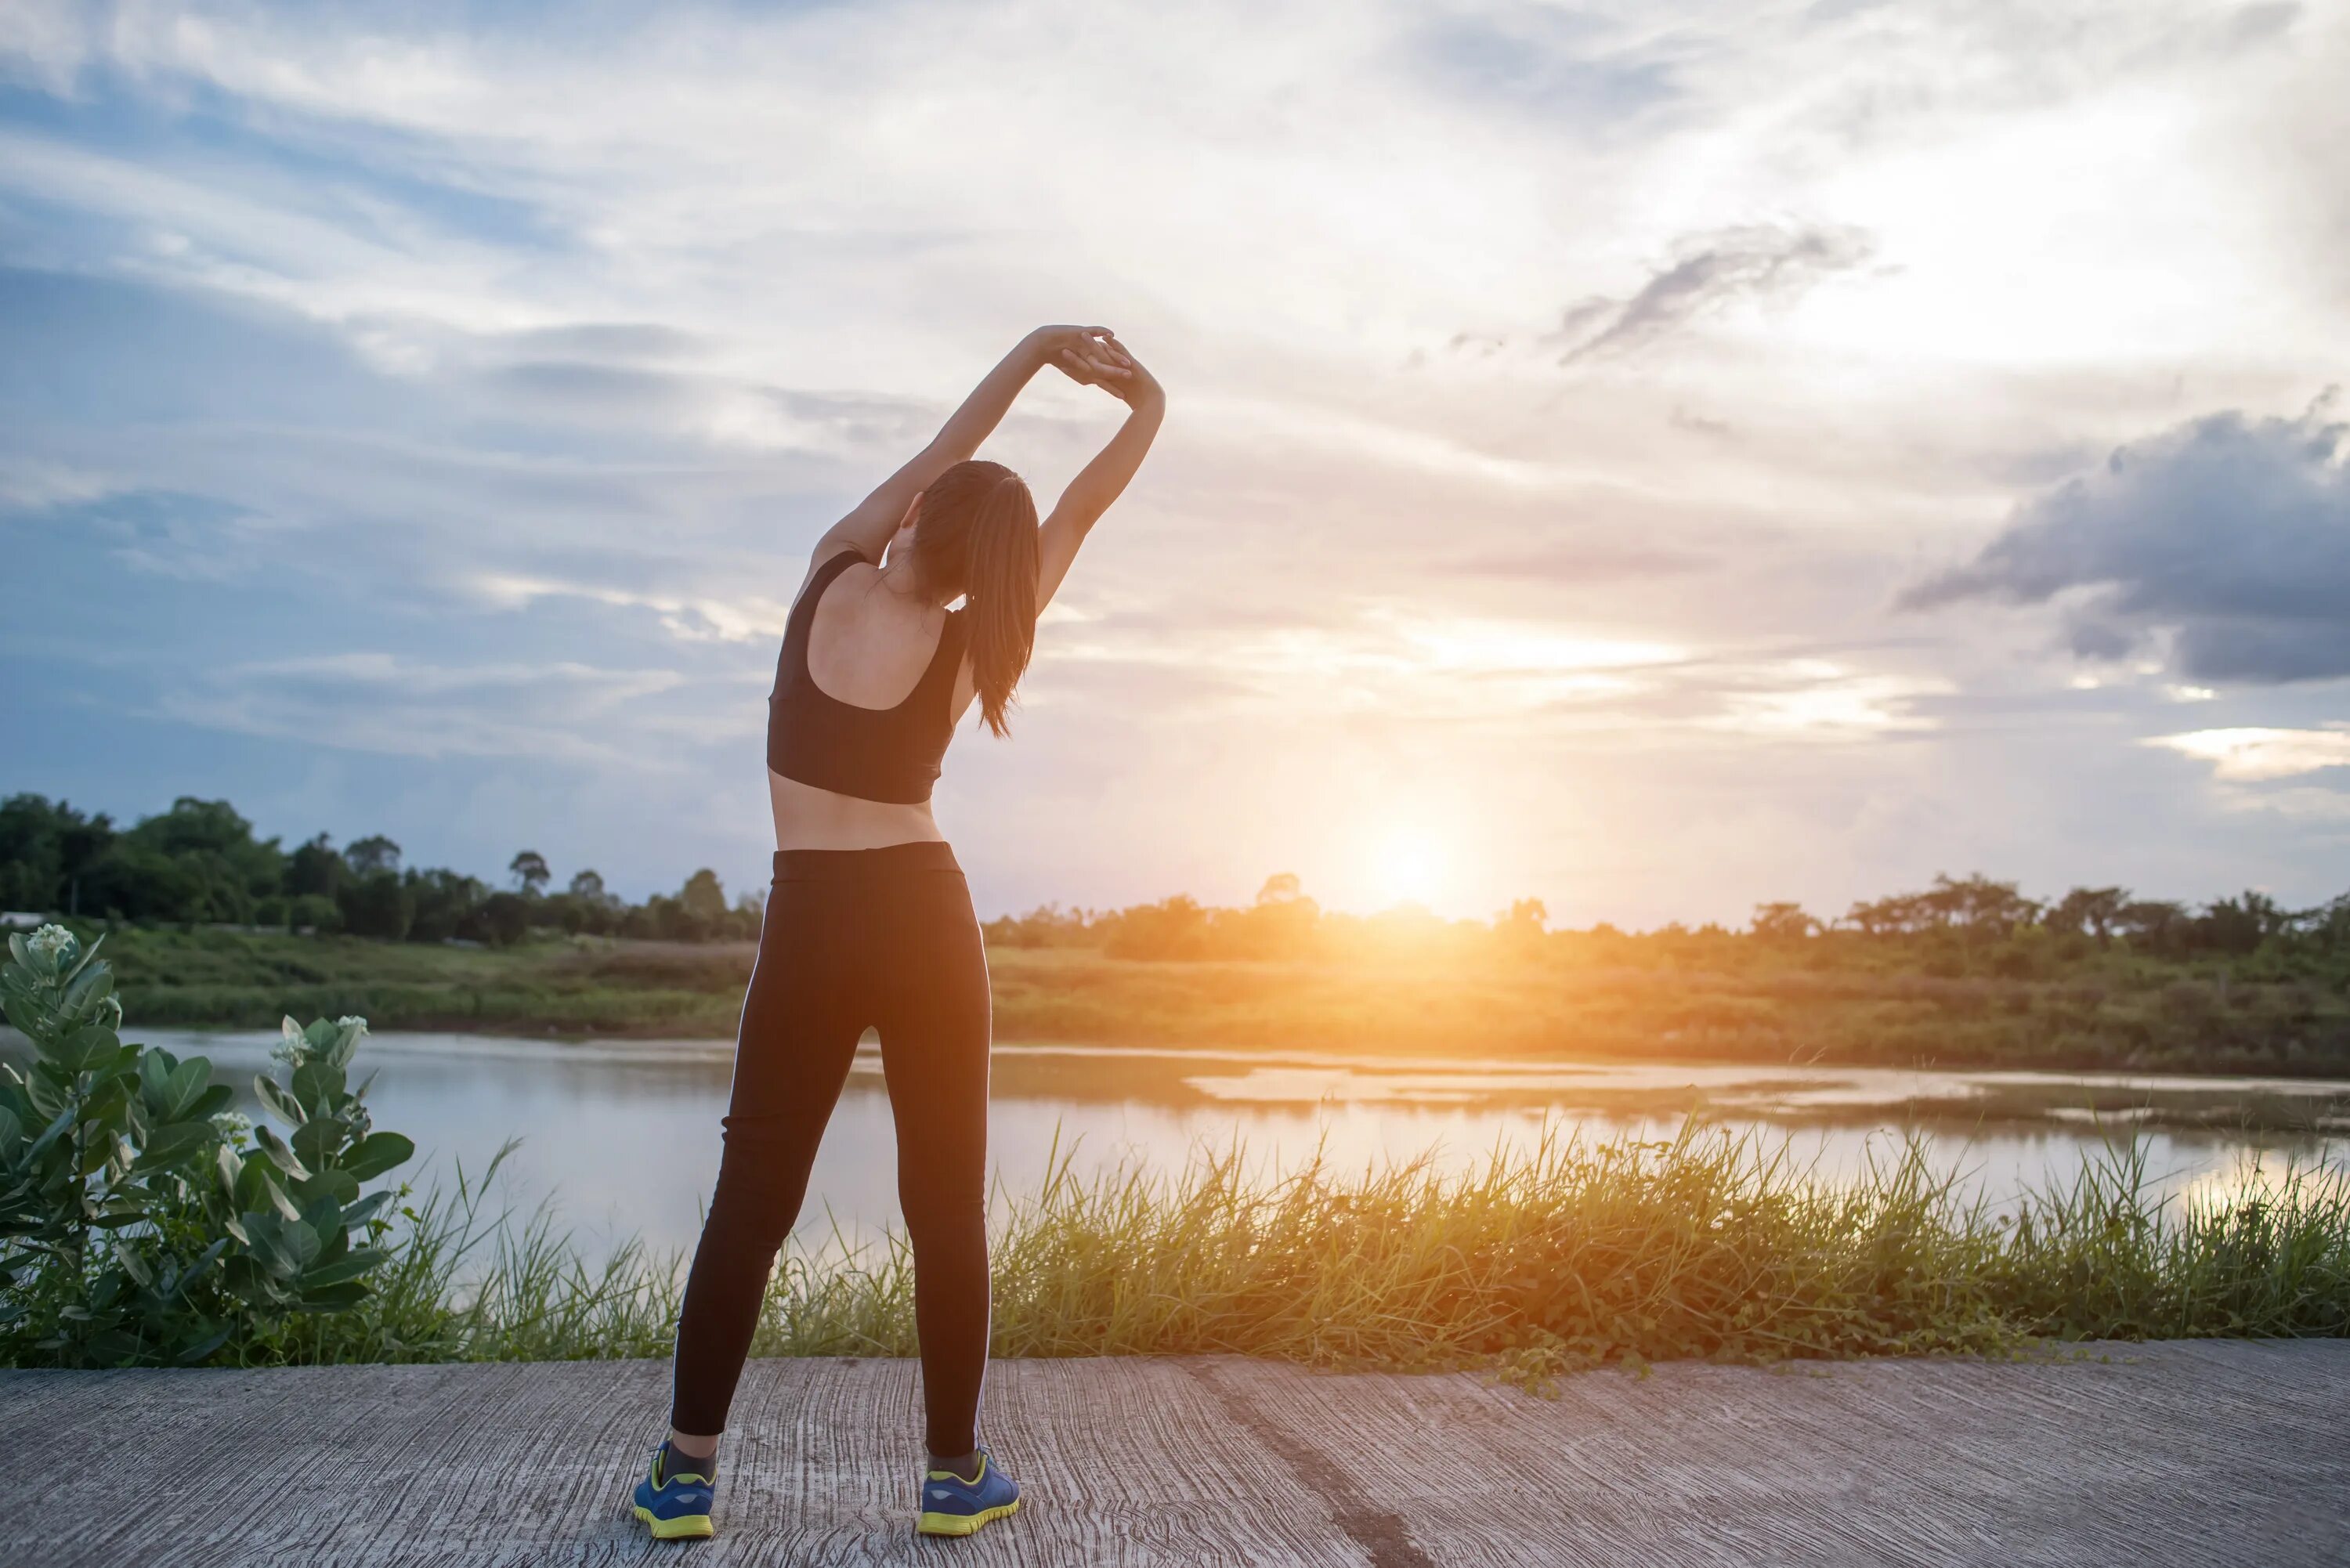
[291,1060,345,1119]
[295,1281,369,1313]
[341,1190,393,1230]
[251,1124,312,1182]
[138,1049,179,1111]
[134,1120,218,1172]
[162,1057,212,1121]
[60,930,106,985]
[300,1248,389,1290]
[21,1066,67,1120]
[24,1104,73,1165]
[291,1168,360,1208]
[342,1132,415,1183]
[60,960,113,1015]
[251,1074,305,1130]
[241,1211,320,1278]
[1,992,51,1046]
[323,1021,365,1071]
[45,1024,117,1075]
[291,1115,342,1172]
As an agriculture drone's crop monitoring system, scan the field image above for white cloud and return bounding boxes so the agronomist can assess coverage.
[2149,727,2350,782]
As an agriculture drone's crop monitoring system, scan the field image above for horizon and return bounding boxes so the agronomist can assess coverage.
[5,784,2330,933]
[5,2,2348,925]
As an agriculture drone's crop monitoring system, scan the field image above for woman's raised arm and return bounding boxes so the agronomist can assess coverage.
[807,327,1130,585]
[1036,339,1163,616]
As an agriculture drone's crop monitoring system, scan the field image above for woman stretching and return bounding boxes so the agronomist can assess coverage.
[631,325,1164,1541]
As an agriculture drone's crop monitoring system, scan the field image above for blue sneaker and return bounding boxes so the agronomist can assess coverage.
[631,1442,716,1541]
[916,1447,1021,1537]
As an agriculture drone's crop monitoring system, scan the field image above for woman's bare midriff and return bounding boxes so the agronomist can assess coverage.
[768,768,949,851]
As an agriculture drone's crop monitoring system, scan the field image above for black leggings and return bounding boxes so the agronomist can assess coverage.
[668,842,993,1453]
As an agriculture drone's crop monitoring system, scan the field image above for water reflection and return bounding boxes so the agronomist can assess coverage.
[26,1030,2346,1264]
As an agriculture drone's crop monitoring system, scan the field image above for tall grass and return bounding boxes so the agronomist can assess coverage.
[260,1122,2350,1378]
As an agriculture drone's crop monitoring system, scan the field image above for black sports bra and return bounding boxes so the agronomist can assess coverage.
[767,547,969,804]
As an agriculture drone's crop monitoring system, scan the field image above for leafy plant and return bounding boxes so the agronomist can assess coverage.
[211,1014,415,1326]
[0,924,412,1365]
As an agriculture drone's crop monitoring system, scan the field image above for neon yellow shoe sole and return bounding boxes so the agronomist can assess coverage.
[916,1498,1020,1537]
[634,1504,715,1541]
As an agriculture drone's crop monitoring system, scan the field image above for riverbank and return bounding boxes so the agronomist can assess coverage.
[7,1342,2344,1565]
[85,925,2350,1075]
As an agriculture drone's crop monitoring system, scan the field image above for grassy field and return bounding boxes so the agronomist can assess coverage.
[74,923,2350,1074]
[212,1125,2350,1375]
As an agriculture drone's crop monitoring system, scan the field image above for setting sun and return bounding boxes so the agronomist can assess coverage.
[1372,826,1448,909]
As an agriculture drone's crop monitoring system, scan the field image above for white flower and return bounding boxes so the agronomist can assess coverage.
[272,1015,306,1066]
[26,924,74,964]
[212,1110,253,1143]
[335,1016,371,1039]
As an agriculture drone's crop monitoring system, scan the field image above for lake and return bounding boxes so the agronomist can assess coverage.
[29,1028,2339,1267]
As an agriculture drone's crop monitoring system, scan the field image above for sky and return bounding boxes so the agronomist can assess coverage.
[2,0,2347,927]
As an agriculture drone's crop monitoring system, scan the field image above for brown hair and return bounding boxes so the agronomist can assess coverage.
[915,459,1039,737]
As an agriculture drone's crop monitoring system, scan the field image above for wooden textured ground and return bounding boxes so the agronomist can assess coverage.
[6,1342,2347,1566]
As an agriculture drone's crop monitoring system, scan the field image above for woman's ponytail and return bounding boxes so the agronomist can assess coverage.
[916,459,1039,737]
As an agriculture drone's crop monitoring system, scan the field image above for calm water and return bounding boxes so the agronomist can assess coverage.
[25,1030,2350,1264]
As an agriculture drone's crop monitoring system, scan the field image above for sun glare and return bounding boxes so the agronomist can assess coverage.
[1373,828,1448,909]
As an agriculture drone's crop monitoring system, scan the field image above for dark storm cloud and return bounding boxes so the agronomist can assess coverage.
[1903,399,2350,683]
[1549,224,1876,366]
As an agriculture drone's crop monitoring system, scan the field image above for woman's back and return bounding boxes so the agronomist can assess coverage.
[799,555,960,713]
[768,547,971,850]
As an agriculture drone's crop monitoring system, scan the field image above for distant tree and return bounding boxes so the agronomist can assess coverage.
[568,868,609,905]
[91,797,284,924]
[509,849,551,896]
[345,836,402,876]
[1929,873,2041,934]
[681,869,728,929]
[285,893,341,934]
[1504,898,1548,930]
[2114,898,2188,954]
[2196,891,2288,956]
[2048,886,2129,944]
[1256,873,1305,905]
[1102,894,1210,959]
[480,891,531,948]
[57,808,114,918]
[407,869,488,943]
[1750,901,1819,942]
[0,795,116,913]
[286,833,343,901]
[338,869,414,941]
[725,888,767,940]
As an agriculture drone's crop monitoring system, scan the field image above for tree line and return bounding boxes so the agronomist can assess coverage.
[0,793,761,945]
[988,870,2350,974]
[6,792,2347,974]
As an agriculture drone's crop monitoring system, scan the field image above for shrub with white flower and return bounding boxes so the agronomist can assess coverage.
[25,923,75,967]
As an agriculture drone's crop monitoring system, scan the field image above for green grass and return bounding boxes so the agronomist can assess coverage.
[88,923,2350,1075]
[242,1124,2350,1379]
